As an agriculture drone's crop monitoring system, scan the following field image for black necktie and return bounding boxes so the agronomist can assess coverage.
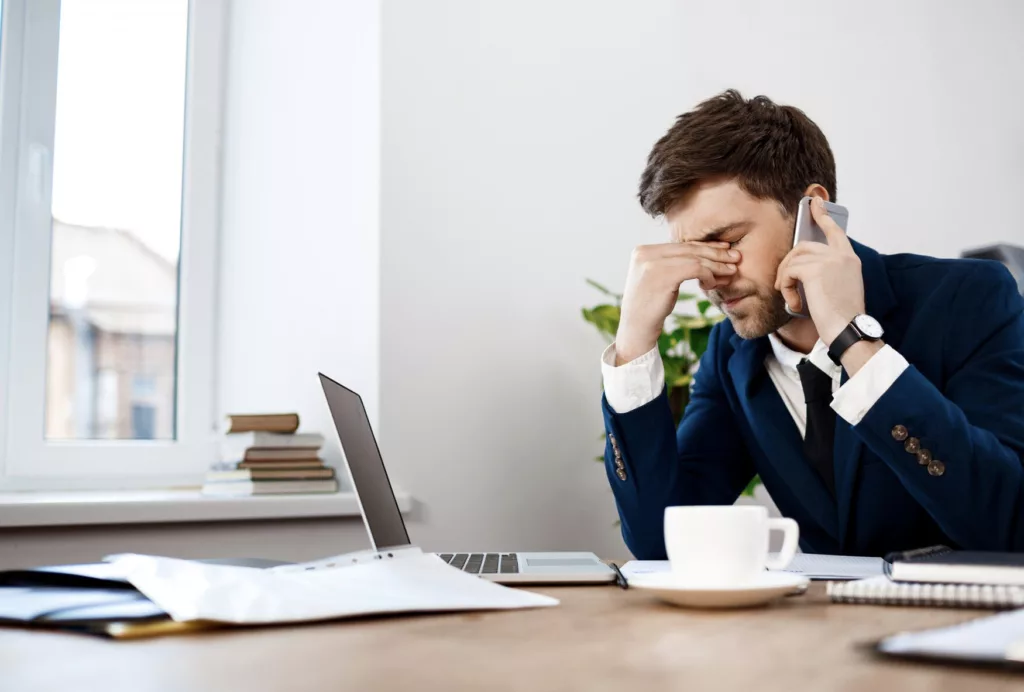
[796,358,837,496]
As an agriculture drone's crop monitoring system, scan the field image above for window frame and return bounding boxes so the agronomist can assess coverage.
[0,0,226,490]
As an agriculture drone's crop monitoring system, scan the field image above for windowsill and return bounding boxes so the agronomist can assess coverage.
[0,488,413,528]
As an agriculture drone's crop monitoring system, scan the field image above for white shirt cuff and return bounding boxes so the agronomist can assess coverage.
[830,344,909,425]
[601,343,665,414]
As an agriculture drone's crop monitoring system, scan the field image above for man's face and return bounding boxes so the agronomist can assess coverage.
[665,178,794,339]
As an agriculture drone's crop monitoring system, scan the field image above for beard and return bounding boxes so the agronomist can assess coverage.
[707,285,791,339]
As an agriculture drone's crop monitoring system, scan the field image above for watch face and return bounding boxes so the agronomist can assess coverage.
[854,314,884,339]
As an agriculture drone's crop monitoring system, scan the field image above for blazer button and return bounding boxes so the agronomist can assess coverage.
[904,437,921,454]
[916,449,932,465]
[610,434,621,452]
[614,458,625,469]
[927,460,945,477]
[616,468,627,481]
[891,425,909,441]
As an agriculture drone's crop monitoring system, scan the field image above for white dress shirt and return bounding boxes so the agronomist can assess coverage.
[601,335,909,434]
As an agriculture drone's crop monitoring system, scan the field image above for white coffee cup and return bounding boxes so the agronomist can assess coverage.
[663,505,799,585]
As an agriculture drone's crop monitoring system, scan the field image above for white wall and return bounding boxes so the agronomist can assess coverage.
[379,0,1024,556]
[668,0,1024,258]
[218,0,380,475]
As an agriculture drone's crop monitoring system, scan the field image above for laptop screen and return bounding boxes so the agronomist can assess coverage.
[318,373,411,550]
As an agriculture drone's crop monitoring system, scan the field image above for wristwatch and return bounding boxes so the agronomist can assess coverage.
[827,314,884,365]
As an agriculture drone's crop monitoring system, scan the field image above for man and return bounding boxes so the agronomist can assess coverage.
[602,90,1024,558]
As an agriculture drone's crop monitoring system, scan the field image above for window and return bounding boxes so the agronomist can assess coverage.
[130,404,157,441]
[48,0,185,441]
[0,0,226,490]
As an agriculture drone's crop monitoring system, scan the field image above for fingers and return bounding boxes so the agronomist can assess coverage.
[789,240,830,257]
[691,242,742,265]
[776,260,805,314]
[694,264,721,292]
[775,241,828,291]
[654,256,734,289]
[633,241,740,265]
[632,242,740,295]
[695,256,739,276]
[809,197,853,251]
[775,250,793,292]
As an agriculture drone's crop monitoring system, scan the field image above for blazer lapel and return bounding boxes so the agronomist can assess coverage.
[835,240,899,549]
[728,334,839,544]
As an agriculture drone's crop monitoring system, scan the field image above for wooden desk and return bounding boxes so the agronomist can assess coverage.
[1,583,1019,691]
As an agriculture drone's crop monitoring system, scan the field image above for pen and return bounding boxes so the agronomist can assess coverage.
[609,562,629,590]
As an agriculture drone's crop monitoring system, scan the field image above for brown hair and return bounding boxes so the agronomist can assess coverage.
[638,90,836,217]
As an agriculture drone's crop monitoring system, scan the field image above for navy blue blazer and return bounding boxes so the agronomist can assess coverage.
[603,240,1024,558]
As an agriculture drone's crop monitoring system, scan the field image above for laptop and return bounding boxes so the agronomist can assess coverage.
[319,373,615,584]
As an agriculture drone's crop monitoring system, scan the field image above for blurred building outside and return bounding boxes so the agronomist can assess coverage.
[46,219,177,440]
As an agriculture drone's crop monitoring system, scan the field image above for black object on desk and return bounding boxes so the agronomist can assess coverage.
[884,545,1024,586]
[609,562,628,589]
[0,558,287,638]
[0,562,166,635]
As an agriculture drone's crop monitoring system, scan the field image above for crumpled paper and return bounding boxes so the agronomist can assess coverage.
[106,552,558,624]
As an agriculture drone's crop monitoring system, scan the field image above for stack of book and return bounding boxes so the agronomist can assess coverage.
[201,413,339,496]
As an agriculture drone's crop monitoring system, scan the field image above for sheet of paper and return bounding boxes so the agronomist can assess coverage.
[107,552,557,625]
[619,561,671,580]
[775,553,885,580]
[620,553,885,581]
[879,608,1024,662]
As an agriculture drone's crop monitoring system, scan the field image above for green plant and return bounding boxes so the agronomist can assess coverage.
[582,279,761,496]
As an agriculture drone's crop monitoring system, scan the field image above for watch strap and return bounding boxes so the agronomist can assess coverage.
[828,323,864,366]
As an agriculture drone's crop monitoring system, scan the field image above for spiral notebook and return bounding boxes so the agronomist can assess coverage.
[828,576,1024,609]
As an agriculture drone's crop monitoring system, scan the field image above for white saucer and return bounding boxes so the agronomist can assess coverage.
[628,571,810,609]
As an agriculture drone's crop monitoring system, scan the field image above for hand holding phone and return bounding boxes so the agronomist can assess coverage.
[776,196,867,346]
[784,196,850,318]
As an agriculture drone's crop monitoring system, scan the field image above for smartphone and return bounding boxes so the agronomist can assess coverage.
[785,196,850,318]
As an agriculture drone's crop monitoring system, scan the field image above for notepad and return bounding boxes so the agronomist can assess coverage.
[620,553,884,582]
[875,608,1024,668]
[828,575,1024,609]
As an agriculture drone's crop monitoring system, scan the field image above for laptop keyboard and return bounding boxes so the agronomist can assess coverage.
[438,553,520,575]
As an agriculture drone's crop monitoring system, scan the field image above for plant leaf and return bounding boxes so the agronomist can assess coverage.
[581,304,621,339]
[741,475,762,497]
[671,373,692,388]
[666,326,689,344]
[697,299,712,316]
[676,292,697,303]
[662,356,687,397]
[657,332,672,355]
[689,326,711,359]
[586,279,622,301]
[674,315,710,329]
